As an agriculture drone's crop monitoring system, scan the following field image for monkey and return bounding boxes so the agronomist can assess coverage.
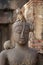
[3,40,15,50]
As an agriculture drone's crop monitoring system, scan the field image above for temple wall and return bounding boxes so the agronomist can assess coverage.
[0,0,28,9]
[34,0,43,40]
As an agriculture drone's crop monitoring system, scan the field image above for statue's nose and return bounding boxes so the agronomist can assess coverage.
[20,30,25,39]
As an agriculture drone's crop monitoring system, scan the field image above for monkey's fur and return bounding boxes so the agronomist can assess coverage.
[3,40,15,50]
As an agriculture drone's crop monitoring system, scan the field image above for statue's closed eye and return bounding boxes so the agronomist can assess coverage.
[15,30,22,34]
[16,31,21,34]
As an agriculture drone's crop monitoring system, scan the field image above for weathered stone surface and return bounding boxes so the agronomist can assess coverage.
[0,10,12,23]
[0,0,28,9]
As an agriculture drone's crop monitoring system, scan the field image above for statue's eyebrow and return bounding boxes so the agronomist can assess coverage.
[14,24,23,30]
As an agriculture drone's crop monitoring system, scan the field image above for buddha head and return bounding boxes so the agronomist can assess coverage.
[12,11,30,45]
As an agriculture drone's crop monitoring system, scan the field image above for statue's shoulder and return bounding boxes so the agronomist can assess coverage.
[28,47,38,56]
[0,50,8,58]
[6,48,15,55]
[0,50,7,54]
[0,49,14,58]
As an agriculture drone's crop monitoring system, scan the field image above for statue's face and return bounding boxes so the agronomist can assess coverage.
[12,22,29,45]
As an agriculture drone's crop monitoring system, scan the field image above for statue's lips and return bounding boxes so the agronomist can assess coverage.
[19,39,26,43]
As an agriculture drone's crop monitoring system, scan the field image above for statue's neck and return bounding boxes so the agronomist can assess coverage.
[15,43,28,50]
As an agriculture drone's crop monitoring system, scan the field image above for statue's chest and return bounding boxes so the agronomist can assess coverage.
[8,52,36,65]
[20,54,36,65]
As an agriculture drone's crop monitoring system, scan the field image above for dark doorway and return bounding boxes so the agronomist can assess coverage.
[0,24,10,52]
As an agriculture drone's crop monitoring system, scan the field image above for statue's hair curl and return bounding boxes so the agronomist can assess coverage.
[16,8,26,22]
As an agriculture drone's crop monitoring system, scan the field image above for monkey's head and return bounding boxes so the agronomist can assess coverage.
[3,40,11,50]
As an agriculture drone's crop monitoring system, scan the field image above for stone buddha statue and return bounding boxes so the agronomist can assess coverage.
[0,10,39,65]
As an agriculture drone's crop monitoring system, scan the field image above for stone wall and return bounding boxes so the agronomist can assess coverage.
[0,0,28,9]
[33,0,43,40]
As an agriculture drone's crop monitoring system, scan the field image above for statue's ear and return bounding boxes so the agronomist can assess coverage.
[29,22,34,32]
